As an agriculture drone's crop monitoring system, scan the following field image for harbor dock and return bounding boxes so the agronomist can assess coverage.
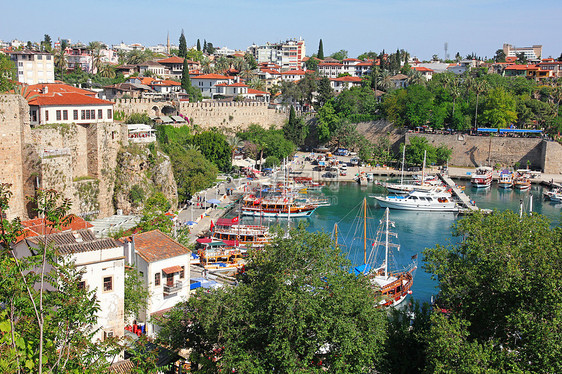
[437,173,491,214]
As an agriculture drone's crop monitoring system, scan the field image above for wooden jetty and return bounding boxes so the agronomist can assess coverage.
[437,173,491,214]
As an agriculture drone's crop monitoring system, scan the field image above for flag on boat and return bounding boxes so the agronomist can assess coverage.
[210,220,214,230]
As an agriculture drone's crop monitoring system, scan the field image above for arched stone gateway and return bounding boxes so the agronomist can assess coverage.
[161,105,176,116]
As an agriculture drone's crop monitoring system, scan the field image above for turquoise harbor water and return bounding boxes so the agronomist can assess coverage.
[241,180,562,304]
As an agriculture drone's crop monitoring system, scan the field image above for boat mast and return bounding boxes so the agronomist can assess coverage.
[384,208,389,277]
[421,150,427,186]
[334,223,338,247]
[363,197,367,265]
[400,144,405,185]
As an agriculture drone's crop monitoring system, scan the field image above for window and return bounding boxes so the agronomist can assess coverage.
[155,273,161,286]
[45,110,48,121]
[56,110,61,121]
[167,273,174,287]
[81,110,86,120]
[86,110,91,120]
[107,109,112,119]
[103,276,113,292]
[46,55,51,60]
[98,109,102,119]
[37,55,42,60]
[180,266,185,279]
[77,281,86,290]
[90,109,95,119]
[73,110,78,120]
[63,110,68,120]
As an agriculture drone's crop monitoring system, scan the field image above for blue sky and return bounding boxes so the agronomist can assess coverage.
[2,0,560,60]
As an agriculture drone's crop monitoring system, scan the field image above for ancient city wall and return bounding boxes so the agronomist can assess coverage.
[405,133,546,170]
[543,140,562,175]
[0,95,28,219]
[111,99,288,131]
[179,101,287,131]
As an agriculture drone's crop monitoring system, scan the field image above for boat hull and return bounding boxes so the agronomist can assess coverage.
[241,208,316,218]
[372,196,458,212]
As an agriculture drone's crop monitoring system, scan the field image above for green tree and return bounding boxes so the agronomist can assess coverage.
[196,39,201,51]
[317,39,324,60]
[494,49,506,62]
[124,266,149,320]
[0,53,16,92]
[516,52,527,64]
[157,225,388,373]
[283,105,309,146]
[316,76,334,108]
[178,30,187,58]
[423,210,562,372]
[331,49,348,61]
[191,131,232,171]
[181,58,202,102]
[481,88,517,128]
[0,185,117,373]
[41,34,52,52]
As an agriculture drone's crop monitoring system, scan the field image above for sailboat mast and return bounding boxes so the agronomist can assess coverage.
[421,150,427,186]
[400,144,405,185]
[384,208,389,276]
[363,198,367,265]
[334,223,338,247]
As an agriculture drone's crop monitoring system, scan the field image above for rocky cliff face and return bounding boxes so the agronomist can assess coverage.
[113,145,178,215]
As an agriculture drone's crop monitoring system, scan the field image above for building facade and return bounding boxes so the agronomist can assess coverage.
[503,43,542,61]
[8,50,55,85]
[248,38,306,71]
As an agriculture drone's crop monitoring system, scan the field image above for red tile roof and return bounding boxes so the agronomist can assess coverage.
[332,76,362,82]
[133,230,191,263]
[18,215,93,242]
[343,58,360,62]
[28,92,114,106]
[319,62,344,67]
[215,83,228,87]
[157,56,196,64]
[260,68,281,75]
[228,82,247,87]
[281,69,307,75]
[26,83,96,97]
[412,66,434,72]
[505,64,538,70]
[192,73,231,80]
[248,88,269,95]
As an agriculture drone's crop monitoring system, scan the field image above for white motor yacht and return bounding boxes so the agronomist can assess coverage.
[370,190,458,212]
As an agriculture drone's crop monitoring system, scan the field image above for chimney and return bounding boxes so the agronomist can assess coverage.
[43,86,48,94]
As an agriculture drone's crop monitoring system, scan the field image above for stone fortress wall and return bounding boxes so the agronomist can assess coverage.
[111,99,288,131]
[404,132,562,173]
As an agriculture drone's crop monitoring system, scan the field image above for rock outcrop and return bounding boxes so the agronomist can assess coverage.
[113,145,178,215]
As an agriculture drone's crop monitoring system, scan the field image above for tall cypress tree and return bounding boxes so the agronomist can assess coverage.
[317,39,324,60]
[203,39,207,53]
[181,59,202,102]
[179,30,187,58]
[197,39,201,51]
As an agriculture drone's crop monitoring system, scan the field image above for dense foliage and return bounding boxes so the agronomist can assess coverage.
[423,210,562,372]
[237,124,296,162]
[382,73,562,135]
[157,225,388,373]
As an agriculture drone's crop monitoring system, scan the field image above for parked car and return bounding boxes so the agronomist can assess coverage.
[350,158,359,166]
[323,171,338,178]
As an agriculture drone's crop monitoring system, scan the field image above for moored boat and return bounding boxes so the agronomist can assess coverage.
[497,169,514,189]
[370,190,459,212]
[350,200,417,308]
[241,195,318,217]
[471,166,493,188]
[209,217,272,248]
[513,169,531,190]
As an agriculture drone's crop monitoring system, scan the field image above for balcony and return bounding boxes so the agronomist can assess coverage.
[163,281,183,295]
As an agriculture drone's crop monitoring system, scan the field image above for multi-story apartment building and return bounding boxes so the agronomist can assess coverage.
[8,50,55,85]
[318,58,373,78]
[248,38,306,71]
[503,43,542,61]
[123,230,191,337]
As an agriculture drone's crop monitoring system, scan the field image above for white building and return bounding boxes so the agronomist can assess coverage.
[123,230,191,337]
[13,217,125,343]
[127,124,156,143]
[8,50,55,85]
[190,73,233,98]
[503,43,542,61]
[318,59,373,78]
[248,38,306,71]
[26,83,114,126]
[280,69,308,82]
[330,76,363,93]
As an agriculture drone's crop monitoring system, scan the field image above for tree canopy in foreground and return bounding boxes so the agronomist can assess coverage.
[157,225,388,373]
[423,210,562,373]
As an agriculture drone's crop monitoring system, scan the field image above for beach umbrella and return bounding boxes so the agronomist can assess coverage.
[207,198,221,204]
[186,221,197,225]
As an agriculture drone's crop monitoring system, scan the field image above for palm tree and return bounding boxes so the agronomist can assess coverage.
[201,59,212,74]
[13,85,39,102]
[378,70,392,91]
[214,56,229,74]
[473,79,489,128]
[54,40,68,79]
[407,70,424,86]
[98,64,116,79]
[88,41,103,74]
[117,50,127,65]
[248,77,265,91]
